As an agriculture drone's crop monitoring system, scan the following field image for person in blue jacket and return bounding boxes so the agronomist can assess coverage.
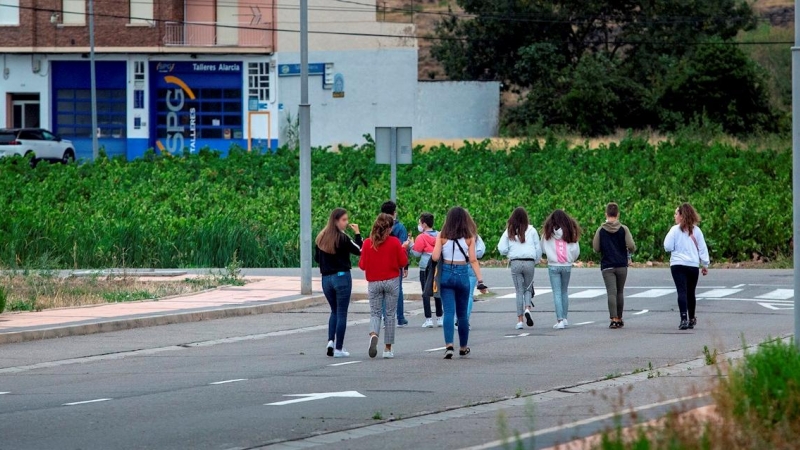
[381,201,411,327]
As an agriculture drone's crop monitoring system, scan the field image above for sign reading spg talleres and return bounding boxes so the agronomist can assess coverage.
[154,62,242,154]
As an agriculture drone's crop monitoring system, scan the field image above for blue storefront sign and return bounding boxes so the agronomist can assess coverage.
[154,62,242,74]
[277,63,326,77]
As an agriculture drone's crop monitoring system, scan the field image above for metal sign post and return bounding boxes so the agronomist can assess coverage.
[376,127,412,202]
[89,0,99,160]
[793,0,800,347]
[299,0,312,295]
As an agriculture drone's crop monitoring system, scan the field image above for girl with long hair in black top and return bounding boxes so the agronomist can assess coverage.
[315,208,362,358]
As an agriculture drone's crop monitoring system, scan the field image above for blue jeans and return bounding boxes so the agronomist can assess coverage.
[322,272,352,350]
[440,264,470,347]
[467,266,477,318]
[548,266,571,321]
[382,273,406,324]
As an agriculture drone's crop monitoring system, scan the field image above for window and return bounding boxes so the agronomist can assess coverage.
[56,89,126,138]
[155,87,242,140]
[0,0,19,26]
[248,62,270,102]
[63,0,86,25]
[129,0,153,25]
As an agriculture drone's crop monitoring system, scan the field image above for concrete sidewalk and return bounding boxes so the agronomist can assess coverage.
[0,275,424,345]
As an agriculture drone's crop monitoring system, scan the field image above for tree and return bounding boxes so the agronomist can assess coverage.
[432,0,769,135]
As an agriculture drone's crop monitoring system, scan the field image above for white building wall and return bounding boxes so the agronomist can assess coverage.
[415,81,501,140]
[277,48,417,147]
[0,54,51,129]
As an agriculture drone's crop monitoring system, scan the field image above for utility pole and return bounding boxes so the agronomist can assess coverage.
[793,0,800,347]
[299,0,312,295]
[89,0,99,160]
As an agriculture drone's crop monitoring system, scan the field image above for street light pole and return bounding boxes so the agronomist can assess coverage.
[792,0,799,347]
[299,0,312,295]
[88,0,99,160]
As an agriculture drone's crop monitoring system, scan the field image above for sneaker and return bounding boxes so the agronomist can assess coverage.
[679,319,689,330]
[562,319,569,327]
[689,317,697,329]
[553,321,565,330]
[515,322,524,330]
[397,318,409,327]
[422,318,434,328]
[327,340,334,357]
[436,317,444,327]
[368,335,379,358]
[524,309,534,327]
[334,349,350,358]
[383,350,394,359]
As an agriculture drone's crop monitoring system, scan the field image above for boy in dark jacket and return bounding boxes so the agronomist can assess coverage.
[592,203,636,329]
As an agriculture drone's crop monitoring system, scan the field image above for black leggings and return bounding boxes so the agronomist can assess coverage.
[671,265,699,320]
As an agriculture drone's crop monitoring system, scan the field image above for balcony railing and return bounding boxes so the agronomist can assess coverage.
[163,22,272,48]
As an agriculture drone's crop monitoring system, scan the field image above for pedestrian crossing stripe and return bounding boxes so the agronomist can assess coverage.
[756,289,794,300]
[498,290,552,299]
[697,288,743,298]
[570,289,607,298]
[630,289,674,298]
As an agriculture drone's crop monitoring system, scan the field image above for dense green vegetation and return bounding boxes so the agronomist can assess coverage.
[433,0,784,136]
[0,138,790,268]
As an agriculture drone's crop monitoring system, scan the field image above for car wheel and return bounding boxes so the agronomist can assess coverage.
[62,149,76,164]
[25,151,37,168]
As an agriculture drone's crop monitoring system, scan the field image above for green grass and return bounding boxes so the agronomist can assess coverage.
[101,290,156,303]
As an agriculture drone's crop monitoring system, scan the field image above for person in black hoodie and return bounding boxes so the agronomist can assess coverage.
[592,203,636,329]
[315,208,363,357]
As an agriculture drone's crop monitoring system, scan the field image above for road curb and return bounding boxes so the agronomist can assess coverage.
[0,295,327,345]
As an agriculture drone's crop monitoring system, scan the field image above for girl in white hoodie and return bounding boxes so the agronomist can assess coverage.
[497,207,542,329]
[541,210,581,330]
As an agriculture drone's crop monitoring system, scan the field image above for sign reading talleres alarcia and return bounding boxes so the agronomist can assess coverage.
[152,62,243,154]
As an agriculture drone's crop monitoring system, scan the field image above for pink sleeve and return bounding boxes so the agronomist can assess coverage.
[412,235,426,253]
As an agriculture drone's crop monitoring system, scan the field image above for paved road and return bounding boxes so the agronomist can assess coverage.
[0,268,794,450]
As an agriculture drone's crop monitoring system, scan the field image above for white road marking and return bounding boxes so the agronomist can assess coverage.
[498,293,516,299]
[498,290,552,299]
[463,393,709,450]
[504,333,530,338]
[209,379,248,385]
[266,391,365,406]
[63,398,111,406]
[698,288,742,298]
[630,289,673,298]
[573,321,595,326]
[329,361,362,367]
[425,347,447,352]
[756,289,794,300]
[570,289,606,298]
[758,302,795,311]
[633,310,649,315]
[0,392,9,395]
[733,284,746,288]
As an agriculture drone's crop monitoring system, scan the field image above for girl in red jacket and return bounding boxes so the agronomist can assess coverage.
[359,213,409,359]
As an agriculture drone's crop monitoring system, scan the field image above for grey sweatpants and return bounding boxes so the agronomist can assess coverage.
[369,278,399,345]
[602,267,628,319]
[510,260,536,316]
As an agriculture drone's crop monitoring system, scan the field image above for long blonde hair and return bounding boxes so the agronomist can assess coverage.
[315,208,347,254]
[369,213,395,250]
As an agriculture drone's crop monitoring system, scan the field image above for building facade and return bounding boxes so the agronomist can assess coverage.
[0,0,495,160]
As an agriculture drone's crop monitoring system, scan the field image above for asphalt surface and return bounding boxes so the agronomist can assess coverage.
[0,268,794,450]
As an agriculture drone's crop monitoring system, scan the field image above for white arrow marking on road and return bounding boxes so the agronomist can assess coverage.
[758,302,795,311]
[329,361,362,367]
[266,391,365,406]
[573,321,595,326]
[634,309,649,315]
[756,289,794,300]
[425,347,447,352]
[63,398,111,406]
[0,392,9,395]
[733,284,746,288]
[504,333,530,338]
[209,379,247,385]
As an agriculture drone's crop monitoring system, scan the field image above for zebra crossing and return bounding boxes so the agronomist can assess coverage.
[496,286,796,310]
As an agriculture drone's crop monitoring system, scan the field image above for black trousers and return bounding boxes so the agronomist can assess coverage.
[671,265,699,320]
[420,269,442,318]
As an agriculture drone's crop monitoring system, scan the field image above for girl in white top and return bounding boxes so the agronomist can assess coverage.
[497,207,542,329]
[541,210,581,329]
[664,203,710,331]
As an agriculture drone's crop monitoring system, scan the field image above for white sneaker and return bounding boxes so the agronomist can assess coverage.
[334,349,350,358]
[436,317,444,327]
[327,340,334,357]
[422,318,434,328]
[563,319,569,327]
[383,350,394,359]
[515,322,524,330]
[553,321,565,330]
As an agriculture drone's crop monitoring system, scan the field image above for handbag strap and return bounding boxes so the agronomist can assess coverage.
[454,238,469,261]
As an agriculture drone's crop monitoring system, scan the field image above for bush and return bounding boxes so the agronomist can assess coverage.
[0,138,790,268]
[0,286,6,313]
